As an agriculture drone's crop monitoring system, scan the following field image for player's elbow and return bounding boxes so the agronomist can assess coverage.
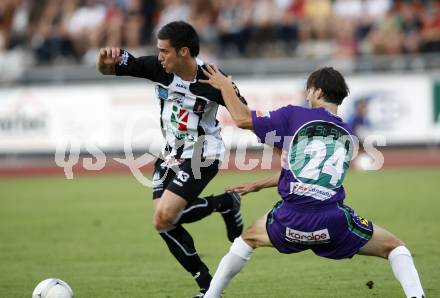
[235,118,252,130]
[234,111,253,130]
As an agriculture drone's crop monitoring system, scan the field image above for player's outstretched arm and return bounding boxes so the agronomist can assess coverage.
[96,47,123,75]
[226,174,279,196]
[199,65,253,130]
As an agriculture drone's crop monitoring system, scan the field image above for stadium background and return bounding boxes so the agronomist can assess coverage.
[1,0,440,297]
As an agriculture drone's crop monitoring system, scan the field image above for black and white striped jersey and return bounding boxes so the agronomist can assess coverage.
[115,49,246,161]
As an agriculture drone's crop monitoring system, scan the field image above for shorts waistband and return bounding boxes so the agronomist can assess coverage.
[282,200,340,212]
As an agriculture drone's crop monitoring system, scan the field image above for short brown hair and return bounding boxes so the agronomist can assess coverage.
[306,67,349,105]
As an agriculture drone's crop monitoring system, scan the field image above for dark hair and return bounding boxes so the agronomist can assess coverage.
[306,67,349,105]
[157,21,200,57]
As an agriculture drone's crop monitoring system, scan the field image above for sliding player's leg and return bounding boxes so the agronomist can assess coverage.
[358,224,425,298]
[205,215,272,298]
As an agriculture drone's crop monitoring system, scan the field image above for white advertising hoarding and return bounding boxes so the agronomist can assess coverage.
[0,84,162,153]
[0,74,437,154]
[339,74,435,144]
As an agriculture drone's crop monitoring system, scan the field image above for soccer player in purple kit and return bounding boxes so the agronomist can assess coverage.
[199,65,425,298]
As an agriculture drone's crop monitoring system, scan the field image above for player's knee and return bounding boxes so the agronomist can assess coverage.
[153,214,171,231]
[241,226,260,249]
[383,237,405,258]
[241,233,257,248]
[152,214,164,231]
[153,209,175,231]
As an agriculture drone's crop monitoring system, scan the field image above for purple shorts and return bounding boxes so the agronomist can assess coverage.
[266,200,373,259]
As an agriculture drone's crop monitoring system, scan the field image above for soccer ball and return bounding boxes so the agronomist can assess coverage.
[32,278,73,298]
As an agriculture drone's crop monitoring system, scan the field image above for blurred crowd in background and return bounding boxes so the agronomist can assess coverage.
[1,0,440,65]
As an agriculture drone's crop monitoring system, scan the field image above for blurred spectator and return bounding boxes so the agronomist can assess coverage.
[398,1,422,54]
[154,0,189,36]
[1,0,440,65]
[302,0,332,41]
[419,3,440,53]
[187,0,217,46]
[348,98,372,171]
[348,98,371,140]
[250,0,281,56]
[367,9,403,55]
[31,0,77,63]
[333,0,362,19]
[365,0,392,18]
[8,0,30,49]
[332,18,358,57]
[275,0,301,55]
[129,0,158,46]
[332,0,361,57]
[216,0,253,57]
[0,0,21,51]
[68,0,107,62]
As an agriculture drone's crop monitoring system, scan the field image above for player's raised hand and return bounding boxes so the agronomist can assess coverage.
[96,47,122,75]
[225,182,261,196]
[199,64,232,90]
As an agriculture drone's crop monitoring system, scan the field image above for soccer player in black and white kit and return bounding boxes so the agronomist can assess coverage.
[97,21,244,297]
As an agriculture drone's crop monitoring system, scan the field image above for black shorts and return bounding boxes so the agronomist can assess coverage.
[152,158,219,202]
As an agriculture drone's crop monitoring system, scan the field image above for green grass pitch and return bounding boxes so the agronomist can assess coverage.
[1,168,439,297]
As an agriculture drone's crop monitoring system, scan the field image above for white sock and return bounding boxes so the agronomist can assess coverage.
[388,246,424,298]
[204,237,254,298]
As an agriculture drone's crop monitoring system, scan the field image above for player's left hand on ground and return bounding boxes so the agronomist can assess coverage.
[199,64,231,90]
[225,182,260,196]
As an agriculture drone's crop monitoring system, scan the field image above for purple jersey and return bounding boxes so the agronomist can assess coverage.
[252,105,355,207]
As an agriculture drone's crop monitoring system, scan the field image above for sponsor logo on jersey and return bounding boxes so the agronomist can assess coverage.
[119,50,129,66]
[171,104,189,131]
[285,227,331,244]
[165,125,196,142]
[171,93,186,105]
[289,182,336,201]
[193,98,206,114]
[157,85,168,100]
[176,83,187,90]
[355,214,370,226]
